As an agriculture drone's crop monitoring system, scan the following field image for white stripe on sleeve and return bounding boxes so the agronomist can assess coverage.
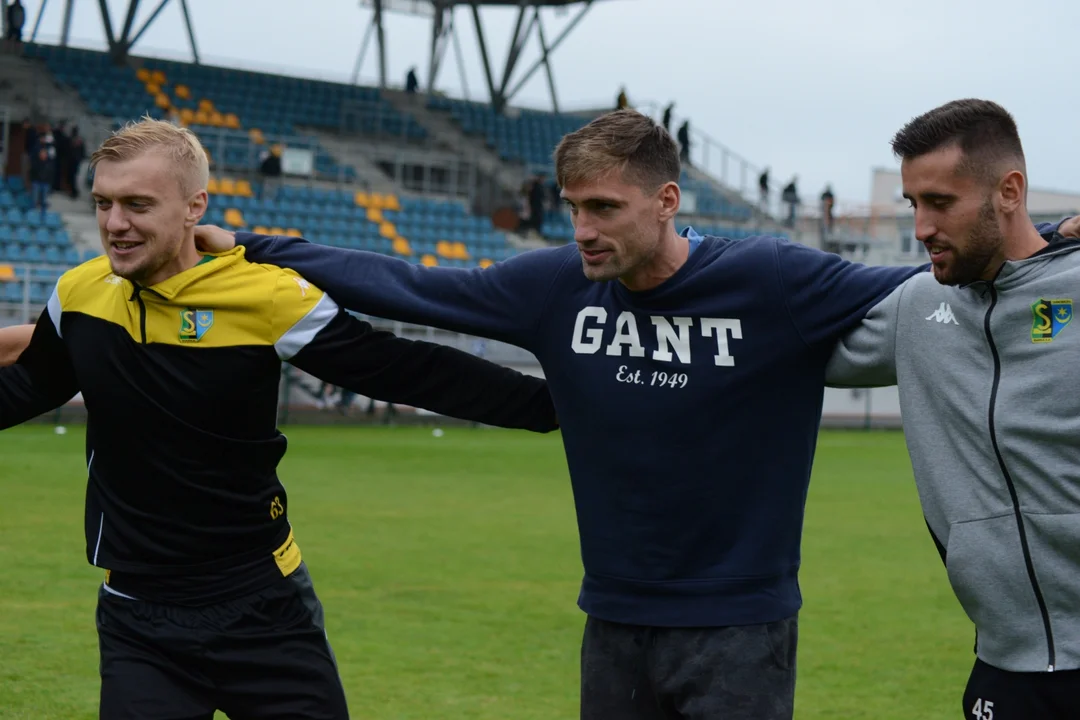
[47,286,62,337]
[274,292,339,361]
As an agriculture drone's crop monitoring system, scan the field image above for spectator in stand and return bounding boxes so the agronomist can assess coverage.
[67,127,87,200]
[19,118,38,189]
[781,176,800,227]
[662,103,674,132]
[616,87,629,110]
[258,145,283,200]
[405,67,419,95]
[52,122,71,194]
[5,1,25,44]
[30,146,55,221]
[759,167,770,213]
[529,172,547,238]
[821,185,836,237]
[676,120,691,166]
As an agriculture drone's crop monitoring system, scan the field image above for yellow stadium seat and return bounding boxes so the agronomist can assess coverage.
[368,192,386,209]
[155,93,170,110]
[145,82,161,95]
[151,70,166,85]
[383,194,400,211]
[224,208,245,228]
[193,110,210,126]
[435,240,453,259]
[206,177,220,194]
[366,207,383,223]
[392,237,413,256]
[269,227,286,236]
[224,113,241,129]
[218,178,237,196]
[379,222,397,238]
[136,68,151,82]
[0,264,14,280]
[209,112,225,127]
[198,99,214,114]
[354,191,370,207]
[179,108,195,125]
[420,254,438,267]
[453,242,470,260]
[234,180,254,198]
[284,228,304,237]
[175,84,191,100]
[252,226,270,235]
[478,258,494,269]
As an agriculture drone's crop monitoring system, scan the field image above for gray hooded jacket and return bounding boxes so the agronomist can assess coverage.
[825,229,1080,673]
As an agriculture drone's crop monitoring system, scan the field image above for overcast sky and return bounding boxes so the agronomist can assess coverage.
[26,0,1080,210]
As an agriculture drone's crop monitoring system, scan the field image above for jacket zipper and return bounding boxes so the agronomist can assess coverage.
[984,285,1056,671]
[129,285,148,344]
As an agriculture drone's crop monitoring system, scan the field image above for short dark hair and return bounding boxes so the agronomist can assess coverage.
[890,99,1025,183]
[554,109,680,192]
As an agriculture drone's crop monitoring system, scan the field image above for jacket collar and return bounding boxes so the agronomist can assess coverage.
[126,247,246,301]
[962,233,1080,293]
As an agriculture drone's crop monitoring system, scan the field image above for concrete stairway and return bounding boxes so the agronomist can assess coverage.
[0,49,89,124]
[46,191,102,257]
[380,89,527,198]
[296,127,400,194]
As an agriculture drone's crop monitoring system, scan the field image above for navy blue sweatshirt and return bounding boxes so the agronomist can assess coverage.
[235,228,921,627]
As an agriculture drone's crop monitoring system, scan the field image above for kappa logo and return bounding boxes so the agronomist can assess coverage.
[179,308,215,342]
[104,274,122,285]
[1031,298,1072,343]
[925,302,959,325]
[293,277,311,297]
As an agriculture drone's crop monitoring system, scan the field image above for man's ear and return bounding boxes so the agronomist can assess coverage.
[998,170,1026,214]
[657,181,680,222]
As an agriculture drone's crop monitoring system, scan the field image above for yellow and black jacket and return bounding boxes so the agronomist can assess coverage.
[0,247,557,605]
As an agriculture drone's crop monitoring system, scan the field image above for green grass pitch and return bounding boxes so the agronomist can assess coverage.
[0,425,973,719]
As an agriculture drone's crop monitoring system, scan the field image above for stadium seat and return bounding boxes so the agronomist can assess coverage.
[421,254,437,267]
[224,208,245,228]
[284,228,303,237]
[392,237,412,255]
[234,180,254,198]
[478,258,494,269]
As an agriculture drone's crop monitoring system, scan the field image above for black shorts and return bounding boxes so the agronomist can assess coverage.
[963,657,1080,720]
[96,562,349,720]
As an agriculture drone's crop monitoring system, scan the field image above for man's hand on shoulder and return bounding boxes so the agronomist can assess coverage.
[194,225,237,253]
[1058,215,1080,239]
[0,324,35,366]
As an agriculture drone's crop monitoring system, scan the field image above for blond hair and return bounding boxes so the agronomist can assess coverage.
[90,116,210,196]
[554,109,681,192]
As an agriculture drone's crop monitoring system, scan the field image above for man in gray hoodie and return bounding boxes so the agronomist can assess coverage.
[826,98,1080,719]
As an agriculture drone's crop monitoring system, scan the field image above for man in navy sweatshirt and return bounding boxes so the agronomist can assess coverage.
[189,110,1067,718]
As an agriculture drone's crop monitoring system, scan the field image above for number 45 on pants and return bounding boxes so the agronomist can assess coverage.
[972,699,994,720]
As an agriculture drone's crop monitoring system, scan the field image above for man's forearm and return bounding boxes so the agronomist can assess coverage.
[0,324,35,367]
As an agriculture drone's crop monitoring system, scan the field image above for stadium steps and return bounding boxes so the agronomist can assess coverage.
[380,89,526,199]
[0,51,89,123]
[297,128,400,194]
[46,192,102,258]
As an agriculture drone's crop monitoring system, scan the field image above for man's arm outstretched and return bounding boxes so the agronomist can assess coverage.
[270,270,557,432]
[0,298,79,429]
[197,226,570,352]
[0,324,34,366]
